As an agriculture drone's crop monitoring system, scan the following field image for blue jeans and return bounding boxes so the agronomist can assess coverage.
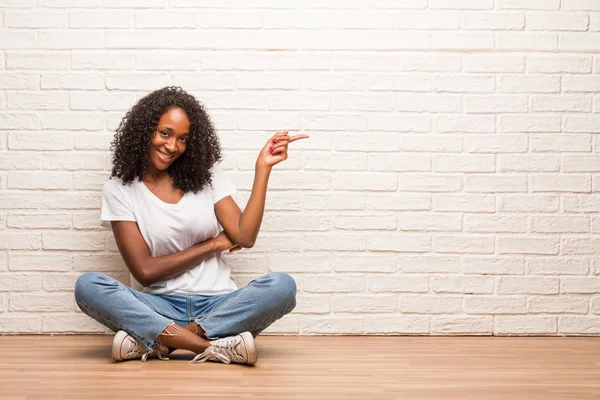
[74,271,297,350]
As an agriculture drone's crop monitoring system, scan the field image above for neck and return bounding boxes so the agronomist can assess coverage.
[144,165,170,185]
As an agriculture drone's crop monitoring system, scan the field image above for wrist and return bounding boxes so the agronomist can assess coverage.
[255,162,272,175]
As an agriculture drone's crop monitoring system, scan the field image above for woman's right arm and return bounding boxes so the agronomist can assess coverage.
[110,221,237,287]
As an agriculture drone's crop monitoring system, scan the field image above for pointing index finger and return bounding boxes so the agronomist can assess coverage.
[288,134,310,143]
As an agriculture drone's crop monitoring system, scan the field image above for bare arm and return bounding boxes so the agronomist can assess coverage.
[111,220,233,287]
[215,131,308,248]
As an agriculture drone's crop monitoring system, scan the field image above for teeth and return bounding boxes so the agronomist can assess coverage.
[158,150,173,159]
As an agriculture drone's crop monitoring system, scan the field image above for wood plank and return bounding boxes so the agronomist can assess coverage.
[1,336,599,399]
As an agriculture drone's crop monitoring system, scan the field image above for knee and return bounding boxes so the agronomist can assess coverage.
[268,272,297,310]
[74,272,111,303]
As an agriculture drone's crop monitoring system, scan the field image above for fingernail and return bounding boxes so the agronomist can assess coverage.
[269,146,273,151]
[272,138,277,143]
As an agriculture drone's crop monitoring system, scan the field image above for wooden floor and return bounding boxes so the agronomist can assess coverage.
[1,335,599,400]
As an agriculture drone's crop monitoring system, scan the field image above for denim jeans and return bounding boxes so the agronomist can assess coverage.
[74,271,297,350]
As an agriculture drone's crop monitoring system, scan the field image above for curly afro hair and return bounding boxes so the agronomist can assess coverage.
[110,86,222,193]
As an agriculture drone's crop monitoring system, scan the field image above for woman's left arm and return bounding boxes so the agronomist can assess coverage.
[214,131,309,248]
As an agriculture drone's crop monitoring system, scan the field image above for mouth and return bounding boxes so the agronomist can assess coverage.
[157,149,175,162]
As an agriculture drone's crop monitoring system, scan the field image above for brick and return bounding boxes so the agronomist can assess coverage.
[302,316,363,334]
[9,253,71,272]
[530,95,592,112]
[9,293,73,312]
[332,294,396,313]
[560,33,600,51]
[333,254,396,273]
[397,94,461,112]
[398,174,461,192]
[102,0,166,7]
[0,152,41,170]
[8,172,71,190]
[425,0,477,8]
[369,114,431,132]
[7,52,70,70]
[367,275,429,293]
[464,296,527,314]
[43,152,105,170]
[462,257,525,275]
[528,296,588,313]
[364,316,429,334]
[530,134,591,152]
[0,273,42,292]
[434,74,495,93]
[463,12,524,29]
[433,235,494,254]
[559,317,600,334]
[304,194,365,211]
[464,215,526,233]
[526,12,589,30]
[0,113,40,130]
[432,31,494,50]
[39,0,99,6]
[565,116,600,133]
[398,256,461,274]
[463,54,525,73]
[42,313,108,333]
[0,30,36,49]
[7,213,71,229]
[42,112,104,131]
[368,193,430,211]
[499,115,561,133]
[433,155,494,173]
[399,295,462,313]
[333,215,396,230]
[332,173,396,191]
[499,75,560,93]
[497,0,559,9]
[0,315,41,333]
[498,155,560,172]
[498,276,559,294]
[465,95,528,113]
[531,174,591,192]
[5,11,68,28]
[436,115,495,133]
[432,316,492,335]
[561,277,600,294]
[495,316,557,335]
[398,212,461,232]
[71,10,131,28]
[7,92,69,110]
[105,73,170,91]
[72,254,126,272]
[334,53,461,73]
[42,192,102,210]
[39,30,104,49]
[304,234,366,252]
[465,134,527,154]
[367,233,430,252]
[465,175,527,193]
[0,73,39,90]
[70,92,137,111]
[531,216,589,233]
[527,258,589,275]
[527,55,592,73]
[369,74,429,91]
[434,194,495,213]
[562,238,600,255]
[294,275,365,293]
[498,237,559,255]
[42,231,105,251]
[303,152,367,171]
[71,52,134,70]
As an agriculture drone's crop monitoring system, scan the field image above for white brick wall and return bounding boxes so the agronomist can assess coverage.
[1,1,600,337]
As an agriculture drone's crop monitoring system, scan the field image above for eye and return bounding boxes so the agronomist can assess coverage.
[180,137,188,144]
[159,131,169,137]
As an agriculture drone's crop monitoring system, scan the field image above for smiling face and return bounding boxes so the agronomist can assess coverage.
[148,107,191,172]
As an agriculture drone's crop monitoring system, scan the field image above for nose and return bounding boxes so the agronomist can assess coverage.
[165,137,177,153]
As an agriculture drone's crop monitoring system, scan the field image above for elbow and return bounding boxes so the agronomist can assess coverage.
[237,238,256,249]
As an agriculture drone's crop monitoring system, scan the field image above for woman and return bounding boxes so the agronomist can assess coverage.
[74,86,308,365]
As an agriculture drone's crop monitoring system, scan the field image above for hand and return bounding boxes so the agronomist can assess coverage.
[257,131,309,170]
[213,231,241,253]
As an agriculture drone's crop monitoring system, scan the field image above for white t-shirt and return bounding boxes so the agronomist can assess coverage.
[100,165,239,296]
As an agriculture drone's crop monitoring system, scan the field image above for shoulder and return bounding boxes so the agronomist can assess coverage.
[102,177,136,198]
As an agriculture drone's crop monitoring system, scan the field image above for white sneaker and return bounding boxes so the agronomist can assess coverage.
[190,331,257,365]
[112,330,169,362]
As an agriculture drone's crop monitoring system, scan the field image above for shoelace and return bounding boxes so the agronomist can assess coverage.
[190,336,244,364]
[141,348,169,362]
